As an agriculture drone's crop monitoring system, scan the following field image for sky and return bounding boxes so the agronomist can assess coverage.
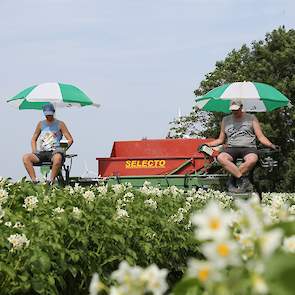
[1,0,295,180]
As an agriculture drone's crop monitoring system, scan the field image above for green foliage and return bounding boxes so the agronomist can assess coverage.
[169,27,295,191]
[0,180,203,294]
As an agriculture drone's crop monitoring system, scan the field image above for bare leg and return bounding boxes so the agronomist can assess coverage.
[217,152,242,178]
[50,153,63,182]
[23,153,40,181]
[239,153,258,175]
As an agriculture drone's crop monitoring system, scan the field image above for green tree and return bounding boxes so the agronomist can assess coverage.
[169,27,295,192]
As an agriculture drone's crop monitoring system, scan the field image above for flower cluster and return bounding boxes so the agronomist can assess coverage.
[53,207,65,214]
[83,190,95,202]
[115,208,129,219]
[144,198,157,210]
[72,207,82,219]
[23,196,39,211]
[0,188,9,205]
[89,261,168,295]
[7,233,30,251]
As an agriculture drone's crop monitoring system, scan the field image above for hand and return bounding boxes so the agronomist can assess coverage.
[270,144,280,151]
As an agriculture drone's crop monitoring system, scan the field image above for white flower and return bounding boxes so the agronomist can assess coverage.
[186,196,194,203]
[123,192,134,200]
[140,185,163,197]
[74,183,84,193]
[144,199,157,210]
[187,259,220,284]
[96,185,108,196]
[7,233,30,250]
[184,201,191,210]
[66,185,75,195]
[191,201,233,241]
[236,232,255,260]
[112,184,127,195]
[43,195,51,204]
[252,274,268,294]
[235,199,263,236]
[202,239,240,268]
[282,235,295,253]
[72,207,82,219]
[169,211,184,223]
[5,221,12,227]
[23,196,39,211]
[83,190,95,202]
[89,273,104,295]
[259,228,283,257]
[0,188,9,205]
[289,205,295,215]
[115,208,129,219]
[53,207,65,214]
[141,264,168,295]
[13,221,25,228]
[111,261,142,284]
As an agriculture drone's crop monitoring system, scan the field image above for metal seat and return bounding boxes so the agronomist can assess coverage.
[34,154,77,185]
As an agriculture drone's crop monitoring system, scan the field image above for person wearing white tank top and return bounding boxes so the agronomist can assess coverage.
[206,99,278,193]
[23,103,74,184]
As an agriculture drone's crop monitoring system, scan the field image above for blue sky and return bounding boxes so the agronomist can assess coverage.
[1,0,295,179]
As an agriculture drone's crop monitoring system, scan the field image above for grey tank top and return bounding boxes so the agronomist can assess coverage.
[223,113,256,148]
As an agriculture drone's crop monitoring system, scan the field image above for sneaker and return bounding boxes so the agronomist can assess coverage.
[32,180,40,184]
[226,175,236,192]
[235,176,253,193]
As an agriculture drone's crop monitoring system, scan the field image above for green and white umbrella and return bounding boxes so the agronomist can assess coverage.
[195,81,291,113]
[7,82,100,110]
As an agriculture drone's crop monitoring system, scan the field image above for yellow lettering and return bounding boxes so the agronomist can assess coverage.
[125,159,166,168]
[148,160,154,167]
[154,160,160,167]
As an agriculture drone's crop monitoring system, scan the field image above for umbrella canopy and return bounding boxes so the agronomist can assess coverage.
[7,82,100,110]
[195,81,291,113]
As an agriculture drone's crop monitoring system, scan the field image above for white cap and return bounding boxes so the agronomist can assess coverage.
[229,99,243,111]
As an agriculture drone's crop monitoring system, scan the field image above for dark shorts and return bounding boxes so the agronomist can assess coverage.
[222,147,259,161]
[34,150,65,164]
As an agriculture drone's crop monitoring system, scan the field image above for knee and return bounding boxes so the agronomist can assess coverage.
[52,153,63,165]
[246,155,258,166]
[23,154,31,164]
[217,153,229,164]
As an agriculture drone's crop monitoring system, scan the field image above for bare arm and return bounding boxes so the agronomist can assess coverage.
[252,116,276,149]
[60,122,74,149]
[31,122,41,153]
[207,120,226,147]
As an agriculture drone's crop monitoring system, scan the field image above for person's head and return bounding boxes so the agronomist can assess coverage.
[42,103,55,121]
[229,99,243,116]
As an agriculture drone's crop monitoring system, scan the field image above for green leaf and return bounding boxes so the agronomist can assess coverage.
[265,252,295,295]
[173,278,203,295]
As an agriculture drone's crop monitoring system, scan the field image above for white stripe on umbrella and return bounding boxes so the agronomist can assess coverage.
[195,98,210,109]
[220,82,259,99]
[242,99,267,112]
[26,82,63,102]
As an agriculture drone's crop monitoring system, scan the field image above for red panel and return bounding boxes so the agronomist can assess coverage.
[110,138,212,157]
[97,138,213,177]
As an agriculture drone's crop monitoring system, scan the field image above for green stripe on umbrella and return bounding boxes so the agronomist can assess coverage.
[7,82,100,110]
[195,82,291,113]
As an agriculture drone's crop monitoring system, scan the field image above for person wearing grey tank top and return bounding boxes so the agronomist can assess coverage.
[206,99,277,193]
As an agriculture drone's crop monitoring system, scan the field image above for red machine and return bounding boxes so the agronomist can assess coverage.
[96,138,216,177]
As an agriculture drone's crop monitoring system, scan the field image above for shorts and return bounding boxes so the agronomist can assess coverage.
[222,147,258,161]
[34,150,65,164]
